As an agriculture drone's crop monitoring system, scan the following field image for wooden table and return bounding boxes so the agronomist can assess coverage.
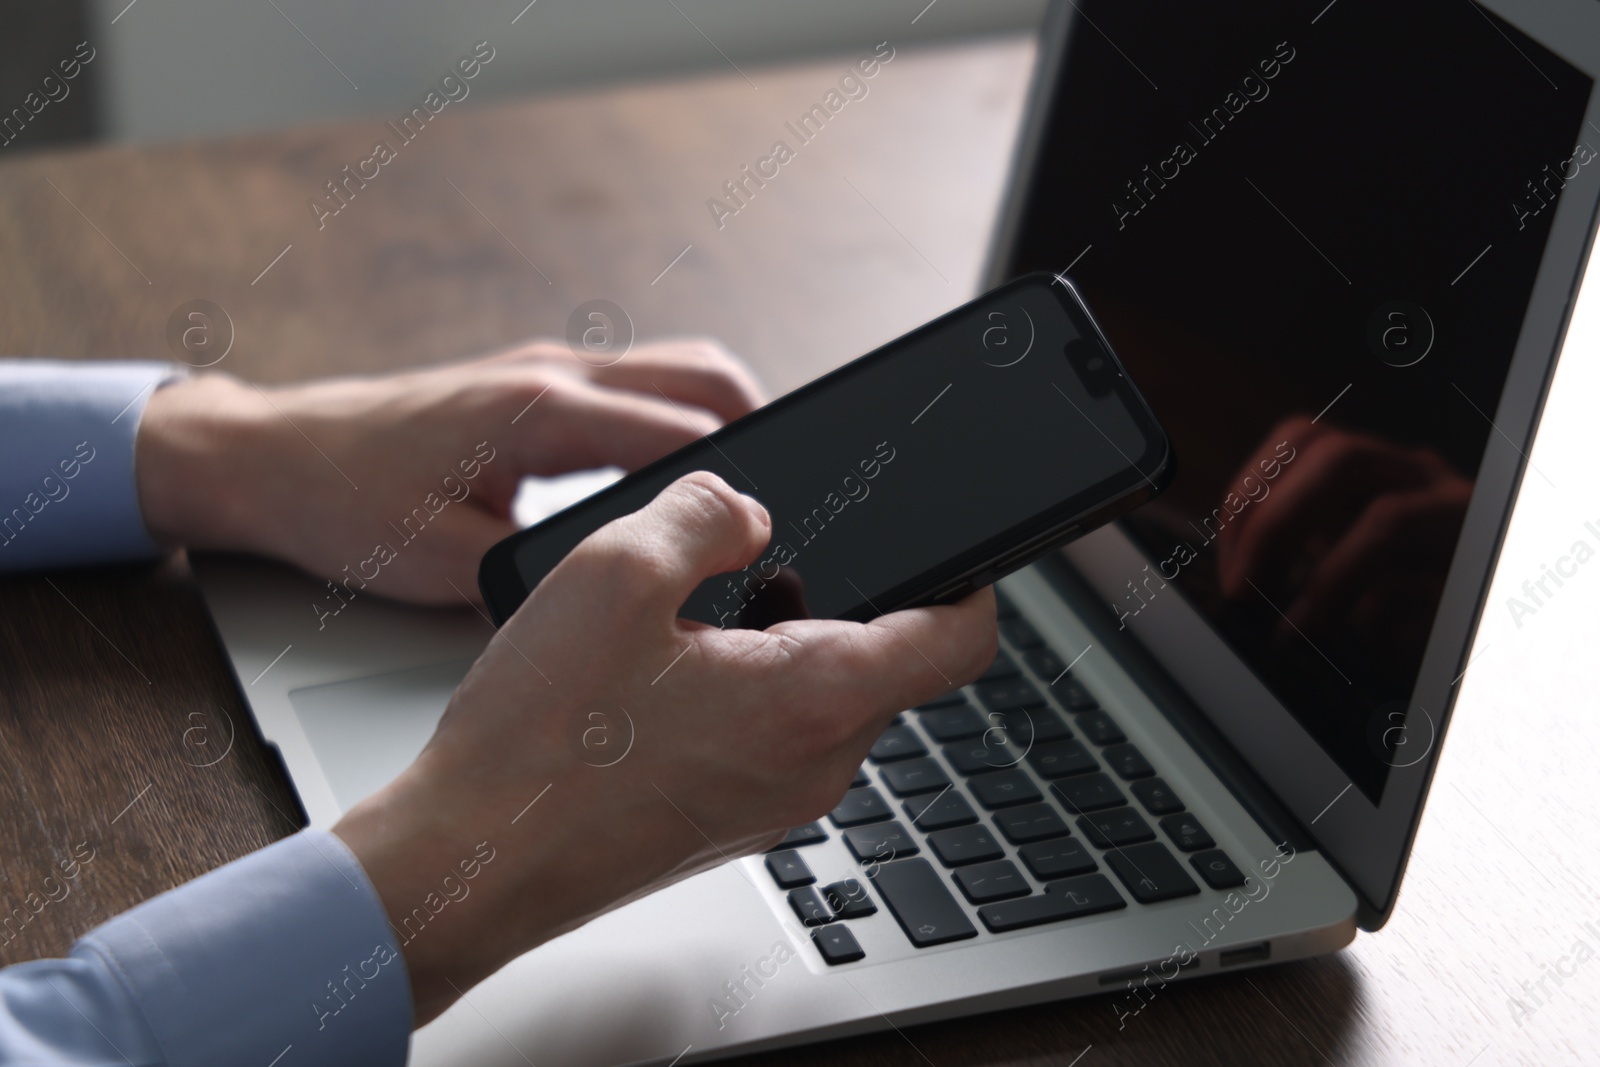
[3,34,1597,1067]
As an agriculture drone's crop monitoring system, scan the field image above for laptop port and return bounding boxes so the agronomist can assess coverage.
[1219,943,1271,968]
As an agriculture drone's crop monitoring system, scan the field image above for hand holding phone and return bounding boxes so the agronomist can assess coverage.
[480,273,1171,627]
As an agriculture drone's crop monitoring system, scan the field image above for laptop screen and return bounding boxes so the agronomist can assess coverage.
[999,0,1593,805]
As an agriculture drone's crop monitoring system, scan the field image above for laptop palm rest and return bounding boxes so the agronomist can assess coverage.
[287,659,473,811]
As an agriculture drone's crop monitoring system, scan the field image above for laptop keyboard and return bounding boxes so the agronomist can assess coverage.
[764,590,1250,965]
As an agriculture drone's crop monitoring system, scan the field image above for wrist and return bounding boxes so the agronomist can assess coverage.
[331,749,597,1025]
[135,374,277,553]
[331,720,716,1026]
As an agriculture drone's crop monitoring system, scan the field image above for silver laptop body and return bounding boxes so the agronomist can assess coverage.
[196,0,1600,1062]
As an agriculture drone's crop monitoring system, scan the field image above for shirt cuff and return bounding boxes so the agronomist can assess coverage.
[0,359,182,572]
[80,829,412,1067]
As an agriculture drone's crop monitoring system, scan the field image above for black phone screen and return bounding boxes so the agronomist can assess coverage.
[483,274,1168,627]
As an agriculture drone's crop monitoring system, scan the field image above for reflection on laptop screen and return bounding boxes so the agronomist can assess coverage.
[1004,0,1594,803]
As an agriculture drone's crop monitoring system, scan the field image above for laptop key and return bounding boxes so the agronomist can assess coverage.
[904,789,978,830]
[977,874,1125,931]
[980,652,1022,681]
[880,757,951,797]
[812,924,866,965]
[995,707,1071,746]
[917,691,968,711]
[1159,813,1215,852]
[993,802,1070,844]
[1103,743,1155,780]
[969,769,1043,809]
[1190,849,1247,889]
[844,821,920,863]
[788,887,835,926]
[918,702,987,742]
[954,860,1032,903]
[1130,778,1184,815]
[1000,617,1045,649]
[852,766,870,787]
[823,878,878,919]
[772,822,828,849]
[943,740,1011,776]
[927,824,1006,867]
[1018,837,1097,879]
[830,787,892,827]
[765,849,815,889]
[1075,710,1126,745]
[1050,773,1127,814]
[1027,739,1100,779]
[1077,807,1157,848]
[868,858,978,947]
[1104,842,1201,903]
[1023,646,1068,681]
[976,677,1047,711]
[869,724,927,763]
[1055,677,1099,712]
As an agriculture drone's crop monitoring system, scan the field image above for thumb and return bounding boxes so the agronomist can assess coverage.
[543,471,771,622]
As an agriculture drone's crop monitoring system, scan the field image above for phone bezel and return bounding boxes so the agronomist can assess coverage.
[479,272,1173,626]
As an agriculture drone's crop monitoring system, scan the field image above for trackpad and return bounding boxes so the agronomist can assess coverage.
[288,659,473,812]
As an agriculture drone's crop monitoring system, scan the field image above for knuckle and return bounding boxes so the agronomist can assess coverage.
[491,338,566,365]
[673,471,743,524]
[687,338,757,385]
[682,336,736,367]
[514,370,568,411]
[683,408,724,436]
[519,369,561,400]
[521,339,568,361]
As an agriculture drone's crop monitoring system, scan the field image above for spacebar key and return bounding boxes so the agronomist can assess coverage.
[868,858,978,947]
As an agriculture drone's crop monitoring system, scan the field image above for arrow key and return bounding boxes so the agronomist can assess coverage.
[765,849,815,889]
[812,924,866,965]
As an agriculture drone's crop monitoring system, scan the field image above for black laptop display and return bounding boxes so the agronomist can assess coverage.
[995,0,1597,919]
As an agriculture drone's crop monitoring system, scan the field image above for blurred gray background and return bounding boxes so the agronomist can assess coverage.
[3,0,1044,149]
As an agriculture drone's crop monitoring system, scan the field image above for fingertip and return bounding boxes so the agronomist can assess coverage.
[863,588,998,695]
[958,586,1001,680]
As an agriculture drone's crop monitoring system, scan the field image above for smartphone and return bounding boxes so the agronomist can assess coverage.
[480,273,1171,628]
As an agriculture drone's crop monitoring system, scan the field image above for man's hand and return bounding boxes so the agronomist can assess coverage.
[331,472,998,1025]
[135,338,765,603]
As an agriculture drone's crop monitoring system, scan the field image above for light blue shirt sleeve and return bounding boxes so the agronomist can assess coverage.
[0,360,181,572]
[0,830,412,1066]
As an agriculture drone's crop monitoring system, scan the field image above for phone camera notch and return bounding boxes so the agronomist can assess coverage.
[1066,338,1116,397]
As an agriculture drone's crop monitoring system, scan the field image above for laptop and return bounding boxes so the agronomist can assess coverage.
[193,0,1600,1062]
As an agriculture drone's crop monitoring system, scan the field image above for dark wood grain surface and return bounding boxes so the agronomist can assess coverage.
[2,34,1597,1067]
